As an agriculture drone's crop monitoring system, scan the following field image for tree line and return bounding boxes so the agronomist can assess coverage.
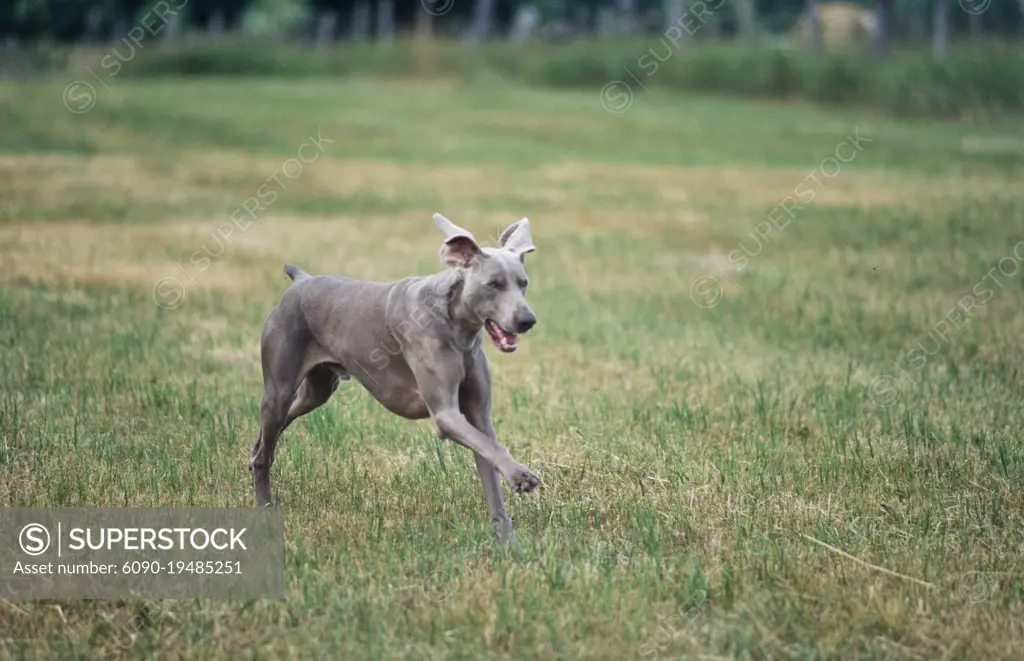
[1,0,1021,43]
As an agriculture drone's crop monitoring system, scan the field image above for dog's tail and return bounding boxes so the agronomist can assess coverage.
[283,263,310,282]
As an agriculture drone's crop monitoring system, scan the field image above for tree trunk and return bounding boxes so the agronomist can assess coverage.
[968,11,983,40]
[466,0,496,41]
[352,2,370,41]
[510,5,541,42]
[597,8,615,37]
[316,11,338,49]
[908,5,925,45]
[665,0,686,43]
[572,4,591,36]
[664,0,684,30]
[706,12,721,39]
[616,0,638,36]
[415,6,434,38]
[377,0,395,43]
[872,0,891,58]
[84,7,103,44]
[110,19,127,44]
[734,0,758,42]
[932,0,950,59]
[162,13,183,44]
[207,11,225,36]
[806,0,821,54]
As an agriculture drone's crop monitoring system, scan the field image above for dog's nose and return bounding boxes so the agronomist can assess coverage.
[516,312,537,333]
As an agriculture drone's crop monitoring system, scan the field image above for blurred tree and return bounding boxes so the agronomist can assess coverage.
[242,0,311,39]
[805,0,821,53]
[666,0,689,45]
[466,0,497,40]
[378,0,395,41]
[734,0,759,41]
[4,0,113,40]
[352,1,370,39]
[414,3,433,38]
[533,0,568,22]
[3,0,1024,44]
[132,0,188,42]
[314,8,338,45]
[902,0,927,44]
[968,7,983,39]
[933,0,949,59]
[872,0,891,56]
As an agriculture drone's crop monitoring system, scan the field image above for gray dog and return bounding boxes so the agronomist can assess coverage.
[249,213,541,545]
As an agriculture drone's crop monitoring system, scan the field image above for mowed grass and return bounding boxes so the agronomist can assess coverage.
[1,76,1023,660]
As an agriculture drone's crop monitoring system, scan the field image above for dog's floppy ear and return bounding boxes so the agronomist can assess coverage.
[499,217,536,261]
[434,213,484,268]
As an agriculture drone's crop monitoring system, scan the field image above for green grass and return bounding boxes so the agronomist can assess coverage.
[1,76,1023,660]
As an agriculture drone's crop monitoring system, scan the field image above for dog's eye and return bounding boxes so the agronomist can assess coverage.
[487,280,503,289]
[517,279,528,290]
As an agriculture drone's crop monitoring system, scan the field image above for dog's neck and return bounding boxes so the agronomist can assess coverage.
[445,271,485,350]
[420,268,483,351]
[450,295,484,348]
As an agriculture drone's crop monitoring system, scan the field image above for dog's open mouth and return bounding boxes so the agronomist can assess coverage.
[485,319,518,353]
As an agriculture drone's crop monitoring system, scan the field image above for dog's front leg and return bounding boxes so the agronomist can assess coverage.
[460,357,520,547]
[473,454,519,547]
[407,351,541,495]
[432,410,541,494]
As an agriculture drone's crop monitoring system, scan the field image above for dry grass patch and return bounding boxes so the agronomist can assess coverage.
[540,162,1020,215]
[306,159,498,195]
[0,213,449,297]
[0,154,217,210]
[537,162,909,209]
[0,220,268,295]
[1,221,189,285]
[548,208,708,240]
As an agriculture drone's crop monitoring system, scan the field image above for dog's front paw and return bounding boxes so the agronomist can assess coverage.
[506,464,541,494]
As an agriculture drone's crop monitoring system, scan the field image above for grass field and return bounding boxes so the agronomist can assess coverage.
[1,75,1023,660]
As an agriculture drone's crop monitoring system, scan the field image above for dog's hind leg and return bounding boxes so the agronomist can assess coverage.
[251,383,294,508]
[252,361,343,506]
[284,365,343,424]
[250,312,307,507]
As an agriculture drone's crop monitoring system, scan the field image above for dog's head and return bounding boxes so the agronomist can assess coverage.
[433,212,537,353]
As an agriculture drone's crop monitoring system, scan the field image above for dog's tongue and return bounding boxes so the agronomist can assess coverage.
[496,329,517,352]
[486,320,518,353]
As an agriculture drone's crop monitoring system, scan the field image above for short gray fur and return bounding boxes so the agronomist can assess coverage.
[250,213,541,549]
